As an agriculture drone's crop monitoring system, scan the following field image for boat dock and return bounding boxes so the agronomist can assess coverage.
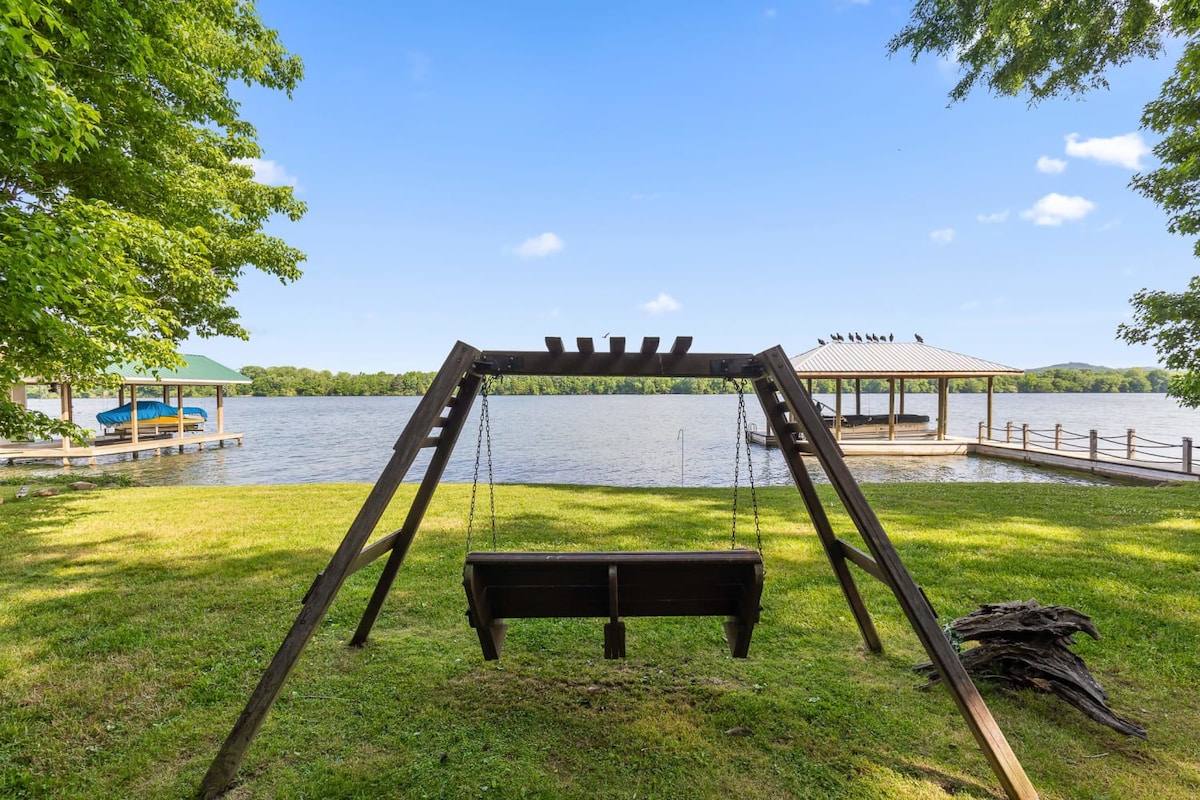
[4,353,250,468]
[751,424,1198,485]
[2,429,243,467]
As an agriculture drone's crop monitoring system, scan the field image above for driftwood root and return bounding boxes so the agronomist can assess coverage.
[915,599,1146,738]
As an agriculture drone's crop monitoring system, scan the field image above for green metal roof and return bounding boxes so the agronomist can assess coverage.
[108,354,251,386]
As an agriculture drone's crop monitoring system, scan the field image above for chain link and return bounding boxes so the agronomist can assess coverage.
[729,378,741,550]
[484,379,496,551]
[466,376,495,553]
[740,383,763,554]
[729,379,762,554]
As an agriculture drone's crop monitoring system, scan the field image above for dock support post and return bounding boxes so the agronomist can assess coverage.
[1184,437,1193,473]
[936,378,948,440]
[1126,429,1135,460]
[978,421,984,443]
[1022,425,1029,450]
[1006,421,1013,443]
[887,379,896,441]
[986,377,993,439]
[1089,430,1098,460]
[1055,425,1062,450]
[834,379,843,441]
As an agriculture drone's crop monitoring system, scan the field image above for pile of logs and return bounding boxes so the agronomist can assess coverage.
[915,599,1146,738]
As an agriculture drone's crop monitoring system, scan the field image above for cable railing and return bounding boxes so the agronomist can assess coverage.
[978,421,1195,473]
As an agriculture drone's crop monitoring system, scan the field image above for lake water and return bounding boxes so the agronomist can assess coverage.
[19,392,1199,487]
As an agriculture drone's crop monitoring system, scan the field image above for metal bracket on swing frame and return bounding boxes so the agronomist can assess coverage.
[472,356,523,376]
[709,357,764,378]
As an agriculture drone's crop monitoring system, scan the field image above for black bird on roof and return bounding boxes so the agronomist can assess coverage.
[888,333,894,342]
[914,333,924,343]
[854,333,863,343]
[817,338,827,346]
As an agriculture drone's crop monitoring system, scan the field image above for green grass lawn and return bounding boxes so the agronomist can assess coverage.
[1,481,1197,799]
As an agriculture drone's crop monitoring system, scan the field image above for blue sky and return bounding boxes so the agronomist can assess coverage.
[191,1,1195,373]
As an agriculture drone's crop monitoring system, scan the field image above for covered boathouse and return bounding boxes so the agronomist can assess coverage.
[786,339,1023,442]
[2,354,248,466]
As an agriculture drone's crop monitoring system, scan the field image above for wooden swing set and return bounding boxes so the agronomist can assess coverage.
[200,337,1038,800]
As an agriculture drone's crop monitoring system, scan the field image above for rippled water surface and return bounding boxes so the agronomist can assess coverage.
[19,393,1198,487]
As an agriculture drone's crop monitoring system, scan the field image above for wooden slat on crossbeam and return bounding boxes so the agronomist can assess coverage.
[670,336,693,355]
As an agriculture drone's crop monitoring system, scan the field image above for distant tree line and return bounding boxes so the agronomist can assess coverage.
[210,365,1174,397]
[20,365,1175,400]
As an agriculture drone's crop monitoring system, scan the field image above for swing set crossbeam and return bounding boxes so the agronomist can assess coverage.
[463,550,764,660]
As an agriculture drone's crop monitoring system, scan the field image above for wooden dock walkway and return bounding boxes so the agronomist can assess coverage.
[752,431,1198,485]
[1,430,243,467]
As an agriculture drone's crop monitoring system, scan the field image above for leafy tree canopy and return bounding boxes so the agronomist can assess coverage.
[889,1,1200,405]
[0,0,304,440]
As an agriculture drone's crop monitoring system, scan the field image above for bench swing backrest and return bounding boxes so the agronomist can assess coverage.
[463,549,764,660]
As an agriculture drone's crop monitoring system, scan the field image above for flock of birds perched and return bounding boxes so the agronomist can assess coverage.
[816,333,924,345]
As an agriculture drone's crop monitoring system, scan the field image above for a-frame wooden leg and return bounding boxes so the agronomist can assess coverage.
[757,346,1038,800]
[199,342,481,800]
[351,371,484,645]
[750,377,882,653]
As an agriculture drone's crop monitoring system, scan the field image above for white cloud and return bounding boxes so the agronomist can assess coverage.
[1064,132,1151,169]
[512,232,564,258]
[976,210,1009,224]
[1037,156,1067,174]
[930,228,955,244]
[232,157,299,187]
[642,293,681,314]
[1021,193,1096,226]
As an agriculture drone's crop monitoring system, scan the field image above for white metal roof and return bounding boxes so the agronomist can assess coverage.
[789,342,1022,378]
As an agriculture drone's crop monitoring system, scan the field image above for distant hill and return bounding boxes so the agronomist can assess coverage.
[1029,362,1110,372]
[1028,363,1162,373]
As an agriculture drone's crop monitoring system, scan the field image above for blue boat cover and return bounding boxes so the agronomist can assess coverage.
[97,401,209,426]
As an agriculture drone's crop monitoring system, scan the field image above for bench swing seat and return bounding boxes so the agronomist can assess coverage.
[463,549,764,660]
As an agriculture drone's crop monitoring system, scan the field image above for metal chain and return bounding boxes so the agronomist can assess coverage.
[739,382,763,554]
[466,377,495,553]
[729,379,762,553]
[484,379,496,551]
[729,378,742,550]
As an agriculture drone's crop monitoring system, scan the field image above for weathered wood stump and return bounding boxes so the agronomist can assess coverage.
[916,599,1146,738]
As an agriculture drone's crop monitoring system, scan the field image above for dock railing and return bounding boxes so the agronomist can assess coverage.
[979,421,1194,474]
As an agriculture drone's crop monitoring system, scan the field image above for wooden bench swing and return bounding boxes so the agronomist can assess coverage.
[201,338,1039,800]
[460,373,765,659]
